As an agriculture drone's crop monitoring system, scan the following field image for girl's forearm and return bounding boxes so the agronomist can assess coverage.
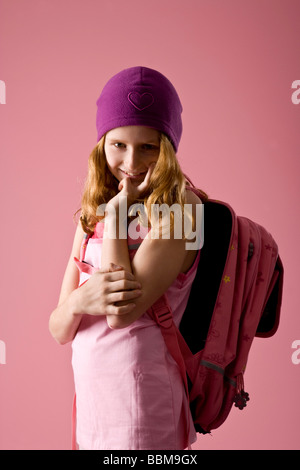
[101,213,132,272]
[49,288,83,345]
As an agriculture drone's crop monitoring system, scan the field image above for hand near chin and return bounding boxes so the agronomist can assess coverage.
[118,163,156,203]
[107,163,155,211]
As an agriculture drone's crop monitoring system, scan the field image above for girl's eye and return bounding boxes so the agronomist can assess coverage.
[142,144,159,151]
[114,143,125,148]
[112,142,159,151]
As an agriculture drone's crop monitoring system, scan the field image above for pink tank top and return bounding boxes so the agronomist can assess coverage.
[72,221,200,450]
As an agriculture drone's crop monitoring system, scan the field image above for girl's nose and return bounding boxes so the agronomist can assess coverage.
[124,147,141,171]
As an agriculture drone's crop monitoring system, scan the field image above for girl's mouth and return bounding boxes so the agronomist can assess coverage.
[120,169,147,179]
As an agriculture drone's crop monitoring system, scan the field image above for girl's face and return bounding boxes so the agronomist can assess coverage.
[104,126,160,185]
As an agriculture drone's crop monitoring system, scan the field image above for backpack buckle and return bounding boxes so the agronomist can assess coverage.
[151,305,173,329]
[150,295,173,328]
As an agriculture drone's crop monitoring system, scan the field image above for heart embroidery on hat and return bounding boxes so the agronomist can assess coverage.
[128,92,154,111]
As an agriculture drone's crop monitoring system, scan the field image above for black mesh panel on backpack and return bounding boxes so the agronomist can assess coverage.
[179,201,233,355]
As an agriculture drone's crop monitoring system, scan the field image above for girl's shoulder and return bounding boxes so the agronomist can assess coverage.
[185,186,203,205]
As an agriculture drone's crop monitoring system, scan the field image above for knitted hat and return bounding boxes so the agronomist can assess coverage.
[96,66,183,151]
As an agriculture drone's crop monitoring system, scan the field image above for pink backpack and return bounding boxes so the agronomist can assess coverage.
[148,193,283,435]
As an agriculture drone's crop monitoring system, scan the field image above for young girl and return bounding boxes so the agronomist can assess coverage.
[49,66,207,450]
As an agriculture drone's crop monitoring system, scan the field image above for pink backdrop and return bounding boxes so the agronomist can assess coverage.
[0,0,299,450]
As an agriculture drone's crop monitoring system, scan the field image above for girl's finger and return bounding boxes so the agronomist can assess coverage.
[137,163,156,193]
[106,278,142,292]
[108,289,142,303]
[103,269,137,283]
[108,263,124,272]
[107,303,136,316]
[118,176,130,192]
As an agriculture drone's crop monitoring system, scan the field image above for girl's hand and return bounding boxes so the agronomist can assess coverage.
[118,162,155,203]
[107,163,156,211]
[75,263,142,317]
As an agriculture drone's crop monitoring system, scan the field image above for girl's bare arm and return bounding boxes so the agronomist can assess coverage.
[49,222,143,344]
[102,189,201,329]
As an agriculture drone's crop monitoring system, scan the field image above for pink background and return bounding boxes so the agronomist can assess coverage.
[0,0,299,450]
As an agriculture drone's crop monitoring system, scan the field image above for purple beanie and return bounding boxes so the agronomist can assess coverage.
[96,66,183,151]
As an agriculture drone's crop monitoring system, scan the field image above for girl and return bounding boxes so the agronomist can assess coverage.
[49,66,207,450]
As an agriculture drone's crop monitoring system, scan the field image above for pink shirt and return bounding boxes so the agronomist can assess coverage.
[72,222,200,450]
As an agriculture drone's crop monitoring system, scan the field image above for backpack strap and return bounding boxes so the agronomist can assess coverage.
[80,232,92,262]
